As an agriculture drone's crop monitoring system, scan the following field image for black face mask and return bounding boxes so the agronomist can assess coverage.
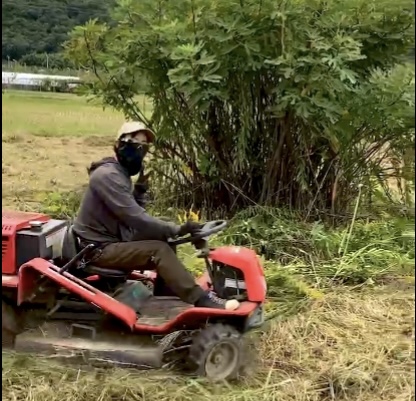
[115,142,148,176]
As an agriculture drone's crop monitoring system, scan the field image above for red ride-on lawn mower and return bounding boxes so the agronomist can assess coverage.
[2,211,267,381]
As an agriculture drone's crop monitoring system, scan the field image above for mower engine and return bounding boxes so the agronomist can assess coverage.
[210,261,248,299]
[2,211,68,275]
[207,247,267,303]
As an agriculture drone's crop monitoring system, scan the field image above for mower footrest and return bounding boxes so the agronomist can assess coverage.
[137,296,193,326]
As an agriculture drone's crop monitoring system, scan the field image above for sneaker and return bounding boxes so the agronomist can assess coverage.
[195,291,240,311]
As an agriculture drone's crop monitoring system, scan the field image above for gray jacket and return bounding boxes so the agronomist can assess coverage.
[73,157,178,244]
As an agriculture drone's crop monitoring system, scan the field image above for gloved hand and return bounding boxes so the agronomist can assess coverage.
[177,221,203,237]
[133,188,149,208]
[133,182,148,195]
[133,169,151,208]
[134,169,150,193]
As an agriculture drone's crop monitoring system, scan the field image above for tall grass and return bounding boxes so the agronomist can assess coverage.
[2,90,415,401]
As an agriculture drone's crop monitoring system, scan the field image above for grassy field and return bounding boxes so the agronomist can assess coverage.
[2,91,122,209]
[2,90,415,401]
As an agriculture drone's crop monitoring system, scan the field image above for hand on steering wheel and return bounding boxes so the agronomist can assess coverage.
[168,220,227,247]
[177,221,203,237]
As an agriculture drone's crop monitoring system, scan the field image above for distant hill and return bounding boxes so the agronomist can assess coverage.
[2,0,114,68]
[2,0,414,69]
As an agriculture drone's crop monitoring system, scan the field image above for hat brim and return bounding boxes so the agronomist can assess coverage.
[137,128,156,143]
[117,128,156,143]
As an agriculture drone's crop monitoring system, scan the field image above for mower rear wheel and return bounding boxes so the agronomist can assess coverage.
[188,324,242,381]
[2,300,21,349]
[2,330,16,348]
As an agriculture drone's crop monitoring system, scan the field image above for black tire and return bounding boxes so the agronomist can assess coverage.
[188,324,243,381]
[2,300,21,350]
[2,329,16,348]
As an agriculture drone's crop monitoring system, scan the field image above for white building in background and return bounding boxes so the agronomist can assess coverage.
[2,71,81,91]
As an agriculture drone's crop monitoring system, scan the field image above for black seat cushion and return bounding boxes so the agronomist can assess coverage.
[84,265,127,278]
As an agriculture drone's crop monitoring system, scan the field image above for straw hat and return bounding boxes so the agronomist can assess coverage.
[116,121,156,143]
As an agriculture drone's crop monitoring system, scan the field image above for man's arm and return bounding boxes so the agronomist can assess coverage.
[133,168,149,208]
[90,167,179,239]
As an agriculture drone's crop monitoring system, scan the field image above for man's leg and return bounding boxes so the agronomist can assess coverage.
[93,240,205,305]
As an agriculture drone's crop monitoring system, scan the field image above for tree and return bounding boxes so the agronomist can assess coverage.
[65,0,415,217]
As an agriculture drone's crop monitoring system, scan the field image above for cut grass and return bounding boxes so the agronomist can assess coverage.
[2,286,414,401]
[2,135,112,209]
[2,91,127,209]
[1,90,153,209]
[1,90,415,401]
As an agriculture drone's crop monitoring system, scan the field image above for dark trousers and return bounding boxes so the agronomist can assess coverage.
[93,240,205,304]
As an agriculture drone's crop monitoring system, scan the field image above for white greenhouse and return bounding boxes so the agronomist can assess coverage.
[2,71,81,92]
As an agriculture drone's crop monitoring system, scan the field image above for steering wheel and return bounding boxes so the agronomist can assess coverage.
[168,220,227,246]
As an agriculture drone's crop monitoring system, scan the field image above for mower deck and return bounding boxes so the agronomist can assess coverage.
[137,296,192,326]
[14,321,163,369]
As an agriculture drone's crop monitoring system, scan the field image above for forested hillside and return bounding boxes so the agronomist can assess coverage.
[2,0,113,68]
[2,0,414,69]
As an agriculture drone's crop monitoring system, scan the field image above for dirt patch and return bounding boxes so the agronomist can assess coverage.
[2,135,113,209]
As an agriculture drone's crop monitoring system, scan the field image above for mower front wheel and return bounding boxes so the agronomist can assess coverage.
[189,324,243,381]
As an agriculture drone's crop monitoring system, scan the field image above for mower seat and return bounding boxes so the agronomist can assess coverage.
[61,225,126,278]
[61,225,82,263]
[83,265,128,279]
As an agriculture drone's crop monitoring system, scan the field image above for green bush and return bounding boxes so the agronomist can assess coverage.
[65,0,415,217]
[220,206,415,284]
[40,190,84,220]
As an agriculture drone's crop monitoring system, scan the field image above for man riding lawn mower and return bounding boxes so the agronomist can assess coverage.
[74,121,239,310]
[2,122,267,381]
